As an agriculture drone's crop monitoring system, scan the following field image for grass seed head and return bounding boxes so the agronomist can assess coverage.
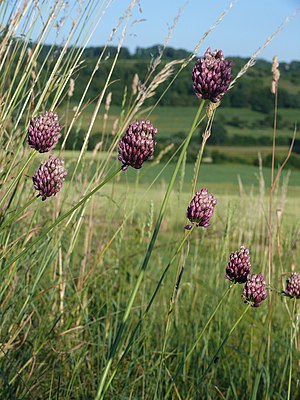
[271,55,280,94]
[185,188,217,229]
[225,245,251,284]
[118,120,157,171]
[192,48,233,103]
[28,111,62,153]
[33,155,67,201]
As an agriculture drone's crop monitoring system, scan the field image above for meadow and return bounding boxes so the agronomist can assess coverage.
[0,1,299,399]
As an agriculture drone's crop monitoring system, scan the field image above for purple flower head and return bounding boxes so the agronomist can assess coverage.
[28,111,62,153]
[118,119,157,171]
[284,272,300,299]
[242,273,267,308]
[33,155,67,201]
[192,48,233,103]
[185,188,217,230]
[225,245,251,284]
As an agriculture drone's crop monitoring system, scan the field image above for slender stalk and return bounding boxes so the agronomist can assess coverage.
[185,284,234,364]
[251,297,273,400]
[0,150,36,209]
[191,137,207,196]
[287,298,297,400]
[0,196,38,232]
[199,304,251,384]
[266,82,278,380]
[271,82,278,185]
[251,128,296,400]
[155,232,191,397]
[165,284,234,399]
[102,226,195,394]
[191,102,218,196]
[95,100,206,400]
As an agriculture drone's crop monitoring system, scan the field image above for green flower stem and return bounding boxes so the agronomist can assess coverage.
[191,103,218,196]
[156,240,190,398]
[164,284,234,399]
[0,150,36,209]
[251,301,273,400]
[287,298,297,400]
[191,136,207,196]
[102,226,195,394]
[185,284,233,364]
[1,167,122,272]
[95,100,206,400]
[200,303,251,384]
[0,196,38,232]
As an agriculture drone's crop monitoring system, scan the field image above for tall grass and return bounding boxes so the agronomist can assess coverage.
[0,1,299,399]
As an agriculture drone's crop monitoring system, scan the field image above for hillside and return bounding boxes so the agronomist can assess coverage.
[35,44,300,110]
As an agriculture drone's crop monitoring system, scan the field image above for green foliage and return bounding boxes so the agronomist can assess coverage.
[1,5,300,400]
[254,153,300,169]
[30,45,300,110]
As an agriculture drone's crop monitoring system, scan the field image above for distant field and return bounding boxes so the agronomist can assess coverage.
[46,151,300,193]
[60,104,298,140]
[123,162,300,190]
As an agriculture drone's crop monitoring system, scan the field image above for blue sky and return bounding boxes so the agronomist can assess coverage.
[10,0,300,62]
[102,0,300,62]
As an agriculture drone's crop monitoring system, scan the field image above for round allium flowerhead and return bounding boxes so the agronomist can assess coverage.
[284,272,300,299]
[242,273,267,308]
[28,111,62,153]
[192,48,233,103]
[118,119,157,171]
[33,155,67,201]
[225,245,251,284]
[185,188,217,230]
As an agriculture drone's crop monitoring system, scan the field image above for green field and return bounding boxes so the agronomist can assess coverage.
[61,104,299,140]
[32,150,297,192]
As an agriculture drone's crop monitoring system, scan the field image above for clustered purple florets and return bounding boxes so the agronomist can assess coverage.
[242,273,267,308]
[28,111,62,153]
[118,120,157,171]
[185,188,217,230]
[224,246,268,307]
[225,245,251,284]
[192,48,233,103]
[284,272,300,299]
[32,155,67,201]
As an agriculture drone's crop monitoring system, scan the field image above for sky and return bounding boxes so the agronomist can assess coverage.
[98,0,300,62]
[6,0,300,62]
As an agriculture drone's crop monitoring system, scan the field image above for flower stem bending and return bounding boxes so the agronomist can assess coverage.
[165,284,234,399]
[95,100,206,400]
[102,226,195,395]
[199,303,251,384]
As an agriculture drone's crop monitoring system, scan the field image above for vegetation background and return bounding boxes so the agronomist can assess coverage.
[0,1,299,399]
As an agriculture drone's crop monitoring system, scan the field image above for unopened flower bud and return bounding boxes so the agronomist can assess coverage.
[284,272,300,299]
[192,48,233,103]
[185,188,217,229]
[225,245,251,284]
[242,273,267,307]
[28,111,62,153]
[118,120,157,171]
[33,155,67,201]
